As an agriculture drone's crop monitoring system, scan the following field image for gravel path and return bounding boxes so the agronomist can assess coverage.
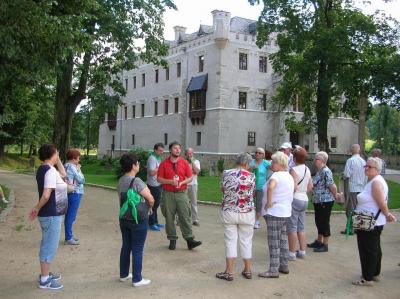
[0,169,399,299]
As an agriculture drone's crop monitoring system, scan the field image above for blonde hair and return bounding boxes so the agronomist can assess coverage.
[271,151,288,171]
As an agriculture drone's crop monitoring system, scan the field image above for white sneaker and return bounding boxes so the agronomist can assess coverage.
[132,278,151,287]
[288,252,297,261]
[1,197,8,204]
[119,273,132,282]
[254,221,260,229]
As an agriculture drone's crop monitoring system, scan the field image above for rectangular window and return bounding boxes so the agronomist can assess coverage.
[248,132,256,146]
[164,133,168,145]
[154,101,158,116]
[239,92,247,109]
[124,106,128,119]
[261,94,267,111]
[141,104,145,117]
[125,78,128,91]
[133,76,136,89]
[331,136,337,149]
[112,135,115,145]
[177,62,181,78]
[132,105,136,118]
[239,53,248,70]
[198,55,204,72]
[259,56,268,73]
[165,67,169,80]
[132,134,135,145]
[155,69,159,83]
[174,97,179,113]
[142,73,145,87]
[196,132,201,146]
[164,99,169,114]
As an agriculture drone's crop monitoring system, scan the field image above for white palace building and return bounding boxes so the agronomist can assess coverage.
[98,10,358,164]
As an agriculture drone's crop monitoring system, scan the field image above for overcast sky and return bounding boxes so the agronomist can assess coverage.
[163,0,400,40]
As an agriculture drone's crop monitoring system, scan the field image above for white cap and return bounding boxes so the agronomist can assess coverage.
[280,142,292,149]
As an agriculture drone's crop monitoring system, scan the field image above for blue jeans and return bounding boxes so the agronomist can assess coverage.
[64,193,83,241]
[119,219,148,283]
[39,216,62,263]
[148,185,161,225]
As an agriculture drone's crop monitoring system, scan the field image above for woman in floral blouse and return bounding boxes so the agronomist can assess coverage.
[216,153,256,281]
[307,151,340,253]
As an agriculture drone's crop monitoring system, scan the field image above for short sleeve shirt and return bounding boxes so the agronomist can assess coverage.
[249,159,271,190]
[188,160,200,186]
[117,175,147,201]
[158,157,193,192]
[221,168,255,213]
[312,166,335,203]
[261,171,294,217]
[146,155,161,187]
[36,164,68,217]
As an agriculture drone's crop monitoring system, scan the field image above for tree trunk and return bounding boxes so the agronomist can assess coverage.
[0,142,5,156]
[316,60,331,153]
[358,94,368,158]
[20,140,24,156]
[86,109,90,156]
[28,144,33,157]
[53,51,91,160]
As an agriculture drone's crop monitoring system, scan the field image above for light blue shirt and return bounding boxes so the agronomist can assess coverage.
[343,154,366,192]
[65,162,85,194]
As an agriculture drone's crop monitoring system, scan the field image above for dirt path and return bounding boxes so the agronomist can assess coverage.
[0,170,399,299]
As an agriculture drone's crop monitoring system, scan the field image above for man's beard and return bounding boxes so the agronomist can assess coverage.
[171,152,180,158]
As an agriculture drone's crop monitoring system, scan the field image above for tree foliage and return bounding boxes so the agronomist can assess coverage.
[250,0,400,151]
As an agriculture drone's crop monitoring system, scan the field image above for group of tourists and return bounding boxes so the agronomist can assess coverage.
[216,142,395,287]
[28,140,396,290]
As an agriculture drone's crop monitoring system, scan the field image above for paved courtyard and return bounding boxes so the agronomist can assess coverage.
[0,170,399,299]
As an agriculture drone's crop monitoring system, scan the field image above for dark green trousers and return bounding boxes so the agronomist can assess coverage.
[160,190,193,241]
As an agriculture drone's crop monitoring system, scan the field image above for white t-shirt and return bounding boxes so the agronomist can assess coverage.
[188,160,200,185]
[292,164,311,202]
[262,171,294,217]
[356,175,388,226]
[44,166,68,215]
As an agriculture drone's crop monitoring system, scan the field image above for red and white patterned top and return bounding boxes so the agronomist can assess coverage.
[221,168,255,213]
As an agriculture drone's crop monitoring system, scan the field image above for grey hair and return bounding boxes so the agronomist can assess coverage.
[315,151,329,164]
[367,157,382,174]
[236,152,252,166]
[271,151,288,170]
[256,147,265,154]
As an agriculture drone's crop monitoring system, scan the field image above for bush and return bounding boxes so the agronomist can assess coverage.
[199,168,209,177]
[115,147,150,182]
[217,158,225,174]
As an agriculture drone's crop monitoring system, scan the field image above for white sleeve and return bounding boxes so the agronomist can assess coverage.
[44,168,57,189]
[195,160,200,170]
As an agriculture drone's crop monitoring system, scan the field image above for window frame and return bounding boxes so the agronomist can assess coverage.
[141,73,145,87]
[198,55,204,72]
[259,56,268,73]
[141,103,145,117]
[239,53,248,70]
[248,131,256,146]
[177,62,181,78]
[174,97,179,113]
[154,101,158,116]
[239,91,247,109]
[132,105,136,118]
[196,132,201,146]
[330,136,337,149]
[164,99,169,114]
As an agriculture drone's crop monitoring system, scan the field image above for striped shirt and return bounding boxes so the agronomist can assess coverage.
[343,154,366,193]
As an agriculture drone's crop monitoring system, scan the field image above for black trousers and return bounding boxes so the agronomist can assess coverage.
[313,201,334,237]
[356,226,383,281]
[148,185,161,225]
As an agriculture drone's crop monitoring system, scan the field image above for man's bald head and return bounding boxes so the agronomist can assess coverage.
[351,144,360,155]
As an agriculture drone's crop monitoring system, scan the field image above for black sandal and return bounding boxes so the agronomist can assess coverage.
[241,270,252,279]
[216,271,234,281]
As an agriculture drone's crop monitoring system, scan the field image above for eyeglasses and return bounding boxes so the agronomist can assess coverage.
[256,152,264,154]
[364,165,375,169]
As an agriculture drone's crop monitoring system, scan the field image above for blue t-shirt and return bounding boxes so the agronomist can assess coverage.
[36,165,68,217]
[250,159,272,190]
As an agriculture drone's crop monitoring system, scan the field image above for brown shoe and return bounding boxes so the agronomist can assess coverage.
[241,270,252,279]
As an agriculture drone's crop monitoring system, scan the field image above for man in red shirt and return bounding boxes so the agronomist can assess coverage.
[158,141,202,250]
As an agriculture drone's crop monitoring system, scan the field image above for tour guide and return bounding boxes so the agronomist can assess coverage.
[158,141,202,250]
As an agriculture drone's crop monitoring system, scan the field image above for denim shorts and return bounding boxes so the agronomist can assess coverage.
[287,199,308,233]
[38,216,62,263]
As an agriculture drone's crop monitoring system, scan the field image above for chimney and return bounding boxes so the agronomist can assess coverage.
[173,26,187,41]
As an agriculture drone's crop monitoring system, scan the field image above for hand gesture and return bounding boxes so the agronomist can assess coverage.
[265,201,273,210]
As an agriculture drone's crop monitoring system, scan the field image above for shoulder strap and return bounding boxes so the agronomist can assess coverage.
[297,166,307,186]
[129,177,137,189]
